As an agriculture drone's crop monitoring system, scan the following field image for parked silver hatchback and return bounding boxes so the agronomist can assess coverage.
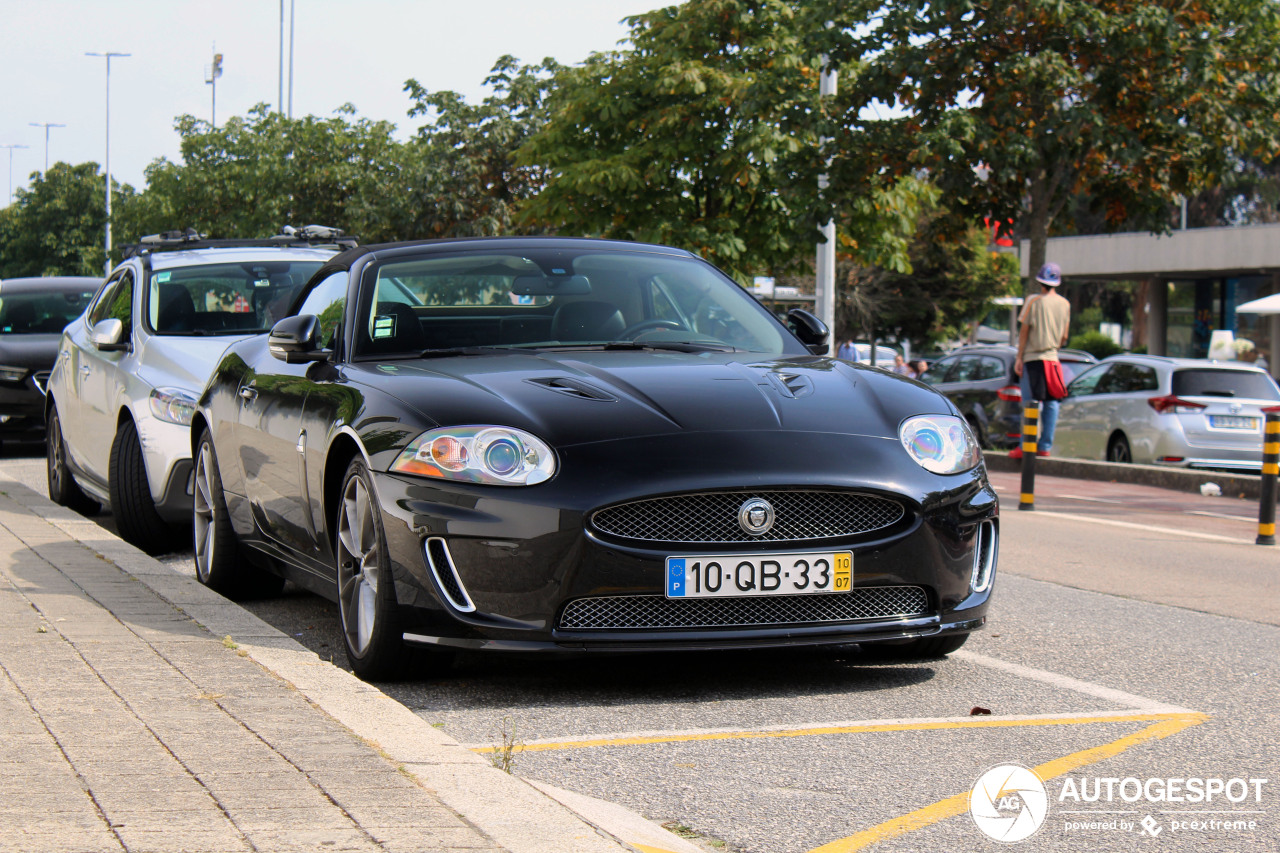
[1054,354,1280,471]
[45,228,353,553]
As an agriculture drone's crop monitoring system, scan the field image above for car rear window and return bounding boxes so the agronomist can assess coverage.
[0,290,95,334]
[1172,368,1280,400]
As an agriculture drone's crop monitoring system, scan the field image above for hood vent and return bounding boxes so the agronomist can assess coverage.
[526,377,617,402]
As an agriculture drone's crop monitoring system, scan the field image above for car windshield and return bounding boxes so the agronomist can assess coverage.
[355,249,796,357]
[149,260,325,335]
[0,289,95,335]
[1172,368,1280,400]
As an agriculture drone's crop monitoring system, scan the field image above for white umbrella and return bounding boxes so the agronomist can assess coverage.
[1236,293,1280,314]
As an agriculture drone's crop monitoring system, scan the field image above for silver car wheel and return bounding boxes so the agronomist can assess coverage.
[338,472,380,657]
[47,412,66,494]
[192,441,215,584]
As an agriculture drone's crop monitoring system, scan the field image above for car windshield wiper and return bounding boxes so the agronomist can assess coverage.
[417,345,519,359]
[529,341,739,353]
[1198,390,1237,397]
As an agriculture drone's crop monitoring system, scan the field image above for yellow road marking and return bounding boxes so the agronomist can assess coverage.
[805,713,1208,853]
[469,712,1195,754]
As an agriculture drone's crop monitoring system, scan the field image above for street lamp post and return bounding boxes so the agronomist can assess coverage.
[1,144,30,207]
[205,48,224,127]
[28,123,65,173]
[815,62,838,345]
[86,51,130,276]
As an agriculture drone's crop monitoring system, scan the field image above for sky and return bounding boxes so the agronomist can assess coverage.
[0,0,667,205]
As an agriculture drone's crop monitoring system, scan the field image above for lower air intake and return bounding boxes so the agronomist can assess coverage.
[558,586,929,631]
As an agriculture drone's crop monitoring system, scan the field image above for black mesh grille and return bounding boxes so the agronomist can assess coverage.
[590,490,905,545]
[558,586,929,631]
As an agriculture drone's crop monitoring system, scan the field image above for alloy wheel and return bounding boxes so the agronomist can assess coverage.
[192,441,215,583]
[47,413,65,495]
[337,472,380,657]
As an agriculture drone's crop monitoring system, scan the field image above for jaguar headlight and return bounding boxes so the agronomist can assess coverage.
[148,387,199,425]
[391,426,556,486]
[900,415,980,474]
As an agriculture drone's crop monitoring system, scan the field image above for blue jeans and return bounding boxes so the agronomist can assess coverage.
[1020,370,1059,452]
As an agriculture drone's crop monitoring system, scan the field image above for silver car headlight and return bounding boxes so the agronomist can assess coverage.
[148,387,199,425]
[390,426,556,486]
[900,415,981,474]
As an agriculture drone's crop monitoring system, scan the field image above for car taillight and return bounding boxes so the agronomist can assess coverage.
[1148,395,1207,414]
[997,385,1022,402]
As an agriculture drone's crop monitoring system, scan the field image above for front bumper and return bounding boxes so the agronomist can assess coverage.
[0,379,48,440]
[369,437,1000,653]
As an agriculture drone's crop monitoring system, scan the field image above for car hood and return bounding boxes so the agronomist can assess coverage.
[352,350,956,447]
[0,334,63,369]
[138,335,251,393]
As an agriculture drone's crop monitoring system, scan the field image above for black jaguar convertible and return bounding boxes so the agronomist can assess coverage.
[192,238,998,680]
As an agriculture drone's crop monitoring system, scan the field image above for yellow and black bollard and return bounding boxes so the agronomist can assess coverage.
[1019,403,1039,511]
[1257,410,1280,545]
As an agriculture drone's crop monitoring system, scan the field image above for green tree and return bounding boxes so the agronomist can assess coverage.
[830,0,1280,290]
[0,162,132,277]
[838,218,1019,352]
[124,105,406,243]
[401,55,563,239]
[518,0,832,281]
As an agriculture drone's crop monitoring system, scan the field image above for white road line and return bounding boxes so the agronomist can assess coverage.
[1186,510,1258,523]
[1057,494,1124,504]
[1028,510,1255,545]
[954,650,1196,714]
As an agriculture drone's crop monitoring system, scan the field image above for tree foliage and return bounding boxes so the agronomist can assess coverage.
[124,105,406,243]
[837,218,1019,352]
[518,0,829,281]
[0,162,133,277]
[829,0,1280,286]
[402,56,563,239]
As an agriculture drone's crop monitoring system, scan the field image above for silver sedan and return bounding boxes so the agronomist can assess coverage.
[1054,354,1280,470]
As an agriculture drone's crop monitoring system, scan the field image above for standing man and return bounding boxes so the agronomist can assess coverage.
[1013,262,1070,458]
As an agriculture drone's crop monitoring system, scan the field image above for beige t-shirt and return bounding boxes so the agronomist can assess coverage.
[1020,291,1070,362]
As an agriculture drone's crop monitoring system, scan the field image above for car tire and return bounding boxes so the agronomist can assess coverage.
[336,457,450,681]
[860,632,969,660]
[109,418,179,555]
[46,405,99,515]
[966,416,991,450]
[193,428,284,599]
[1107,434,1132,464]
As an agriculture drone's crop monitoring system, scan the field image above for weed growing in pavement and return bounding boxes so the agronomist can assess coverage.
[488,716,523,774]
[221,635,238,650]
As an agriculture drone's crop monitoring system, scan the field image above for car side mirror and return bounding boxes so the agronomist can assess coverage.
[90,318,128,352]
[787,308,830,355]
[269,314,331,364]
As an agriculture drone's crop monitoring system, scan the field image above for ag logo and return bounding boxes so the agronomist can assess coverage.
[969,764,1049,843]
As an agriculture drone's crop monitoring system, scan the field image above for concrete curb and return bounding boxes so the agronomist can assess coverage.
[983,451,1264,499]
[0,475,697,853]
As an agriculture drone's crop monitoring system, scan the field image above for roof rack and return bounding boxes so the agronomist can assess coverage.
[121,225,358,259]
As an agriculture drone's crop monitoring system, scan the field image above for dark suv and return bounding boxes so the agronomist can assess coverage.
[919,344,1097,448]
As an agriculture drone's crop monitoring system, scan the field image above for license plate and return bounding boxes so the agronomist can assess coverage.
[1209,415,1259,430]
[666,552,852,599]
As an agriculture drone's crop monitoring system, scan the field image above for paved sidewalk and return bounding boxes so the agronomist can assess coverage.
[0,478,689,853]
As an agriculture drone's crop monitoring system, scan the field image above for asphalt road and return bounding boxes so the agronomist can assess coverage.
[4,445,1278,853]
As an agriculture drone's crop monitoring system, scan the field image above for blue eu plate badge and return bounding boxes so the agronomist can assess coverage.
[667,559,686,597]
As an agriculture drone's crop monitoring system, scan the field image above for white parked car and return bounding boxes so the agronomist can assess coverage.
[1054,354,1280,471]
[45,228,352,553]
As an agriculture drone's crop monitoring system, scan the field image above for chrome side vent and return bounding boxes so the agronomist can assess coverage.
[424,537,476,612]
[525,377,616,402]
[971,519,997,593]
